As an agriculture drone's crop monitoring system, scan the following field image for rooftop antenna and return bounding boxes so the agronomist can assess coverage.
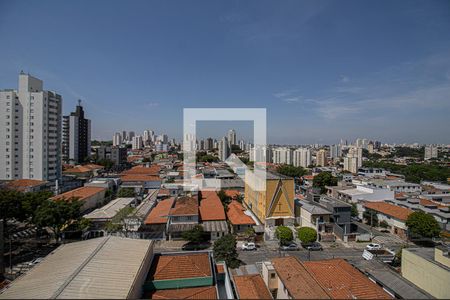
[78,99,82,106]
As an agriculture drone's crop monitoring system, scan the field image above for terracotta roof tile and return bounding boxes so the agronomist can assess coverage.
[170,196,198,216]
[120,174,161,182]
[226,201,255,225]
[121,165,161,175]
[145,198,175,224]
[5,179,46,191]
[150,253,211,281]
[303,259,392,299]
[233,275,272,299]
[199,191,226,221]
[149,286,217,299]
[224,189,241,199]
[52,186,106,202]
[364,202,412,221]
[419,198,446,208]
[272,256,330,299]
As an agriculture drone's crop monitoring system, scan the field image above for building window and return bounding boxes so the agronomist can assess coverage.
[271,273,276,279]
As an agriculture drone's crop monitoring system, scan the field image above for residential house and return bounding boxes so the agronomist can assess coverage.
[144,251,233,299]
[84,197,136,229]
[2,179,48,193]
[52,186,106,212]
[199,191,228,240]
[262,256,392,299]
[167,196,199,240]
[227,200,256,234]
[363,201,413,239]
[143,197,175,240]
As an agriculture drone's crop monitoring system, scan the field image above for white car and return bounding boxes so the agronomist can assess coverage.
[366,243,382,250]
[241,242,257,251]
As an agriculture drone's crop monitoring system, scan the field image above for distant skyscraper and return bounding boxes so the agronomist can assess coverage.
[344,147,363,173]
[424,145,438,160]
[0,72,62,181]
[227,129,236,147]
[121,131,127,142]
[273,147,292,165]
[62,101,91,164]
[205,137,213,150]
[127,131,135,142]
[293,148,311,168]
[143,130,151,145]
[218,136,230,161]
[132,135,143,150]
[113,132,122,146]
[330,145,342,159]
[316,149,327,167]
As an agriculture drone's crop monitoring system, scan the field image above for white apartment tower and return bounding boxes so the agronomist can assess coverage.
[316,149,327,166]
[227,129,236,147]
[0,72,62,181]
[424,145,438,160]
[272,147,293,165]
[344,146,363,173]
[218,136,230,161]
[113,132,122,146]
[293,148,311,168]
[132,135,143,150]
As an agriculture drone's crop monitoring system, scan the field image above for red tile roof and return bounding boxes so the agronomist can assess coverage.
[64,164,103,173]
[145,198,175,225]
[233,275,272,299]
[272,256,330,299]
[199,191,226,221]
[364,202,413,221]
[419,198,446,208]
[170,196,198,216]
[149,286,217,299]
[150,253,211,281]
[5,179,46,191]
[303,259,392,299]
[52,186,106,202]
[226,201,255,226]
[120,174,161,182]
[121,165,160,175]
[224,189,241,199]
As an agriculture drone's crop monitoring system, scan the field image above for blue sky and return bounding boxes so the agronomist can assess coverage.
[1,0,449,144]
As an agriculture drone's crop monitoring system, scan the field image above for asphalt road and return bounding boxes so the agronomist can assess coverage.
[238,245,365,265]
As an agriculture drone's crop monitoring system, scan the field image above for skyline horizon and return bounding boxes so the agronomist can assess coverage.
[1,1,449,144]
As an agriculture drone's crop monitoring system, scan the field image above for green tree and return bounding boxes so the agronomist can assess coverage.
[213,234,240,268]
[117,188,136,198]
[275,226,293,245]
[181,225,207,243]
[351,203,358,218]
[243,227,256,241]
[217,190,232,209]
[313,172,338,194]
[276,164,307,178]
[363,209,379,226]
[297,227,317,244]
[0,190,24,231]
[406,211,441,239]
[33,198,82,242]
[379,220,389,228]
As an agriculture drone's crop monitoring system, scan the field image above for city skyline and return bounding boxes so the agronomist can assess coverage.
[1,1,450,144]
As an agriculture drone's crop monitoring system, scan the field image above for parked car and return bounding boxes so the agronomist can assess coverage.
[305,242,323,251]
[28,257,44,266]
[241,242,257,251]
[280,243,300,251]
[366,243,382,250]
[181,242,210,251]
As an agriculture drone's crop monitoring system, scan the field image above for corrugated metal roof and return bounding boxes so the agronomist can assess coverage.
[84,198,135,220]
[0,237,153,299]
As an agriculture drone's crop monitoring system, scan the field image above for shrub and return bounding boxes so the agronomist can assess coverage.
[275,226,293,244]
[297,227,317,244]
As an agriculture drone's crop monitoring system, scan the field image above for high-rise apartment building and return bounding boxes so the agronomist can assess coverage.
[113,132,122,146]
[293,148,311,168]
[344,147,363,173]
[424,145,438,160]
[330,144,342,159]
[316,149,327,166]
[132,135,143,150]
[0,72,62,181]
[205,137,213,150]
[273,147,292,165]
[218,136,230,161]
[250,145,272,163]
[127,131,135,143]
[227,129,236,147]
[62,101,91,164]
